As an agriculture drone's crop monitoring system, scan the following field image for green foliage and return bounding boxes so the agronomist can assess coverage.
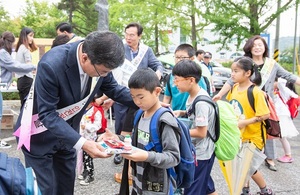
[57,0,98,36]
[221,61,233,68]
[109,0,174,53]
[0,0,298,58]
[279,62,294,73]
[2,92,19,100]
[0,5,22,35]
[201,0,295,49]
[21,0,67,38]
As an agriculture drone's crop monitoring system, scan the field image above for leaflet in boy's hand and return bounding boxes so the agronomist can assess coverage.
[99,139,132,154]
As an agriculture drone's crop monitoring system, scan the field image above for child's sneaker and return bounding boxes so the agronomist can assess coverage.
[77,174,84,180]
[277,155,293,163]
[79,175,94,186]
[241,187,251,195]
[78,170,88,180]
[0,140,12,149]
[257,188,274,195]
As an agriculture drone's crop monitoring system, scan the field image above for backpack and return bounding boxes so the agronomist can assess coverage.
[0,152,41,195]
[247,85,282,138]
[286,96,300,119]
[133,107,196,189]
[90,103,107,134]
[187,95,241,161]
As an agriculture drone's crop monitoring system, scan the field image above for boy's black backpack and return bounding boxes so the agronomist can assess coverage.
[135,107,196,188]
[0,152,41,195]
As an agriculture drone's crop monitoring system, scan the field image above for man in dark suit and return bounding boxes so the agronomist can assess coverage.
[15,31,136,195]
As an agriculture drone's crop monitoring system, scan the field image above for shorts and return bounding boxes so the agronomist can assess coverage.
[184,153,216,195]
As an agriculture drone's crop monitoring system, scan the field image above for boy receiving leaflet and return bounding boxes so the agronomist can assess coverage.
[101,68,180,194]
[173,60,218,195]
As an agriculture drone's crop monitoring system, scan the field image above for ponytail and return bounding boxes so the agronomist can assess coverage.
[251,64,262,86]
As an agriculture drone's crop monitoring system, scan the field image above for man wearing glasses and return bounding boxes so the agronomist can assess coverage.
[15,31,136,195]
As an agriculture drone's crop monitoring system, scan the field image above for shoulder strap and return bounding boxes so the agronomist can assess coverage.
[247,84,256,112]
[203,76,211,95]
[89,106,98,123]
[145,107,171,152]
[247,84,266,144]
[133,109,144,128]
[97,105,107,130]
[187,95,219,142]
[132,109,144,147]
[166,74,171,96]
[133,107,177,152]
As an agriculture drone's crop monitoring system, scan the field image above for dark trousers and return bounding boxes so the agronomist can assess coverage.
[17,76,33,107]
[83,151,94,178]
[113,102,129,135]
[184,153,216,195]
[22,146,77,195]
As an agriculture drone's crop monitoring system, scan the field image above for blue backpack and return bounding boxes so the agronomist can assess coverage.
[133,107,196,189]
[0,152,41,195]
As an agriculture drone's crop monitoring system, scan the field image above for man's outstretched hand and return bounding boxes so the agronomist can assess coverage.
[82,139,112,158]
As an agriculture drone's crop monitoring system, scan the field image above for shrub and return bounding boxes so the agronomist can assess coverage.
[2,92,20,100]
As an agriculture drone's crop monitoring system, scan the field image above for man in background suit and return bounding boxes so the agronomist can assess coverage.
[15,31,136,195]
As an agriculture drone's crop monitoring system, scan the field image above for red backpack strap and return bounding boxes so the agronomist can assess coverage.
[91,103,107,133]
[89,106,97,124]
[98,106,107,130]
[89,103,107,130]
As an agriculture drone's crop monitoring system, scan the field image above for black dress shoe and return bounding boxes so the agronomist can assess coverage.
[265,159,277,171]
[114,154,123,164]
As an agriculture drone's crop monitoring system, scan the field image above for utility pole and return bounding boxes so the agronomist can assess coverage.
[95,0,109,31]
[293,2,298,74]
[274,0,281,62]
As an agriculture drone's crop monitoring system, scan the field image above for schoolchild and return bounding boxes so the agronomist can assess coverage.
[214,35,300,171]
[78,96,107,186]
[100,68,180,194]
[163,43,209,111]
[171,59,217,195]
[273,78,299,163]
[226,56,273,195]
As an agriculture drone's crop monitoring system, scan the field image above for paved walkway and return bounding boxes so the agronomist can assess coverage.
[1,100,300,194]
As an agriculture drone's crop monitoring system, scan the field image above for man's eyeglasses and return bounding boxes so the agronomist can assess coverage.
[93,64,101,77]
[93,64,110,77]
[174,56,190,60]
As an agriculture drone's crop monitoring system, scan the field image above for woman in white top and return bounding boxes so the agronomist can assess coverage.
[15,27,38,107]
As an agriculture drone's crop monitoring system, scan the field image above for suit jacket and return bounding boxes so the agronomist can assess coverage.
[124,43,163,74]
[15,41,136,155]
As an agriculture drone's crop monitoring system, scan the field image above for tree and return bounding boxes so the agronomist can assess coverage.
[109,0,173,54]
[160,0,209,50]
[21,0,67,38]
[0,5,22,35]
[202,0,295,49]
[57,0,98,36]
